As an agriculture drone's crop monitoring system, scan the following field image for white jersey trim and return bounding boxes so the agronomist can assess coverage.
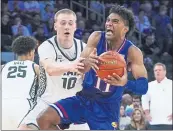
[49,104,64,118]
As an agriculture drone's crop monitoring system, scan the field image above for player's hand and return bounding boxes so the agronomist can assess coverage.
[145,114,152,122]
[88,48,99,72]
[103,68,127,86]
[167,114,172,121]
[79,48,99,73]
[71,57,85,75]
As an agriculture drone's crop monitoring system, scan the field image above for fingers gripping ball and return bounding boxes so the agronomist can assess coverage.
[96,51,126,80]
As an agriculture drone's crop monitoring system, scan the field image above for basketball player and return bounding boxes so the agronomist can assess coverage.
[37,5,148,130]
[2,36,39,130]
[20,9,89,130]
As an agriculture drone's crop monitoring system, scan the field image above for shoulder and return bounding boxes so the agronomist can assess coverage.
[167,78,172,82]
[87,31,103,46]
[89,31,102,40]
[38,36,56,51]
[74,38,86,45]
[166,78,172,85]
[128,43,142,54]
[127,43,143,61]
[148,80,157,91]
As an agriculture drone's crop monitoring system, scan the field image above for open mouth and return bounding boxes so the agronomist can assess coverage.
[106,29,113,35]
[106,29,113,33]
[64,32,70,35]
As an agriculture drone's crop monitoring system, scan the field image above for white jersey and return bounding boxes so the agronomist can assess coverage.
[38,35,86,101]
[2,60,38,130]
[22,36,89,130]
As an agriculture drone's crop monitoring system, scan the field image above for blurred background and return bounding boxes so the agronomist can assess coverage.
[1,0,172,130]
[1,0,172,81]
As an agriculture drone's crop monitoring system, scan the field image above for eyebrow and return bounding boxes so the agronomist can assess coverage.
[107,18,120,21]
[111,18,119,21]
[60,20,75,22]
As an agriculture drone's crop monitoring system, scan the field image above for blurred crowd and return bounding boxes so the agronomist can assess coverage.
[1,0,172,130]
[1,0,172,81]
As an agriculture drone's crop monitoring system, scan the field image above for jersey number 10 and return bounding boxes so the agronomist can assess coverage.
[62,77,77,89]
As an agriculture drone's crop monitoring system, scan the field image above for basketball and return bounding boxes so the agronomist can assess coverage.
[96,51,126,80]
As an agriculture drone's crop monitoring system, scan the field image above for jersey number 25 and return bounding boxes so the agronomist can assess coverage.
[7,66,27,78]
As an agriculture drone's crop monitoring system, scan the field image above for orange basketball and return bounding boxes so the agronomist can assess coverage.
[96,51,126,80]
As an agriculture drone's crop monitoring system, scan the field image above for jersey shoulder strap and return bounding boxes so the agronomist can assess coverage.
[47,39,58,61]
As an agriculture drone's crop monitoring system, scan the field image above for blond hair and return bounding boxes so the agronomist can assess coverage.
[54,8,77,22]
[131,108,146,129]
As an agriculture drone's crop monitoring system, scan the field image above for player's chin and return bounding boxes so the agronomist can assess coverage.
[105,35,114,40]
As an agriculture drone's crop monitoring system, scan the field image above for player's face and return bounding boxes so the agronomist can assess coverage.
[133,110,142,122]
[105,13,128,41]
[54,14,76,40]
[154,65,166,81]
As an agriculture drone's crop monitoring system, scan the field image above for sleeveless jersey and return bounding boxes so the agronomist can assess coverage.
[2,60,38,129]
[38,35,86,101]
[82,31,133,102]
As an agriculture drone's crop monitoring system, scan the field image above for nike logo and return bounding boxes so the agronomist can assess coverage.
[60,59,64,62]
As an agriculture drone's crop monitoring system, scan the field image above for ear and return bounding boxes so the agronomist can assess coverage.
[124,26,129,33]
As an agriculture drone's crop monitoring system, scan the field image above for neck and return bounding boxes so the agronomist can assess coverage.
[17,55,30,61]
[107,37,125,51]
[57,36,73,49]
[134,122,141,129]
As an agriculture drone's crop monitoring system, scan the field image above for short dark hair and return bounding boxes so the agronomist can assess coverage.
[132,95,141,100]
[109,5,135,36]
[12,36,37,56]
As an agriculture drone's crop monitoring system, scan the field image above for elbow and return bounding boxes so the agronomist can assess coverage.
[138,83,148,95]
[141,82,148,95]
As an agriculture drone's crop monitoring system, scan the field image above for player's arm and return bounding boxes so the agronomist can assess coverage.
[38,42,84,76]
[40,58,84,76]
[79,31,101,73]
[126,46,148,94]
[34,64,39,77]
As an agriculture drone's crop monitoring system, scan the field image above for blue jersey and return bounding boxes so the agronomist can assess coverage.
[82,32,133,102]
[51,32,135,130]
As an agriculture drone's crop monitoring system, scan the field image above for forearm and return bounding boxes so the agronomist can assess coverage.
[126,77,148,95]
[41,60,72,76]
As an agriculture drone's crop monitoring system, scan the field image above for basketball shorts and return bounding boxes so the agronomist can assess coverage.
[50,96,119,130]
[21,97,89,130]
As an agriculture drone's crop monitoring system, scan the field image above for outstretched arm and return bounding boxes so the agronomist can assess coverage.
[38,41,84,76]
[79,31,101,73]
[39,58,84,76]
[126,46,148,94]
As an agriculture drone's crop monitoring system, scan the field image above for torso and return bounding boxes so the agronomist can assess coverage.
[82,32,133,100]
[39,36,86,101]
[2,60,38,125]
